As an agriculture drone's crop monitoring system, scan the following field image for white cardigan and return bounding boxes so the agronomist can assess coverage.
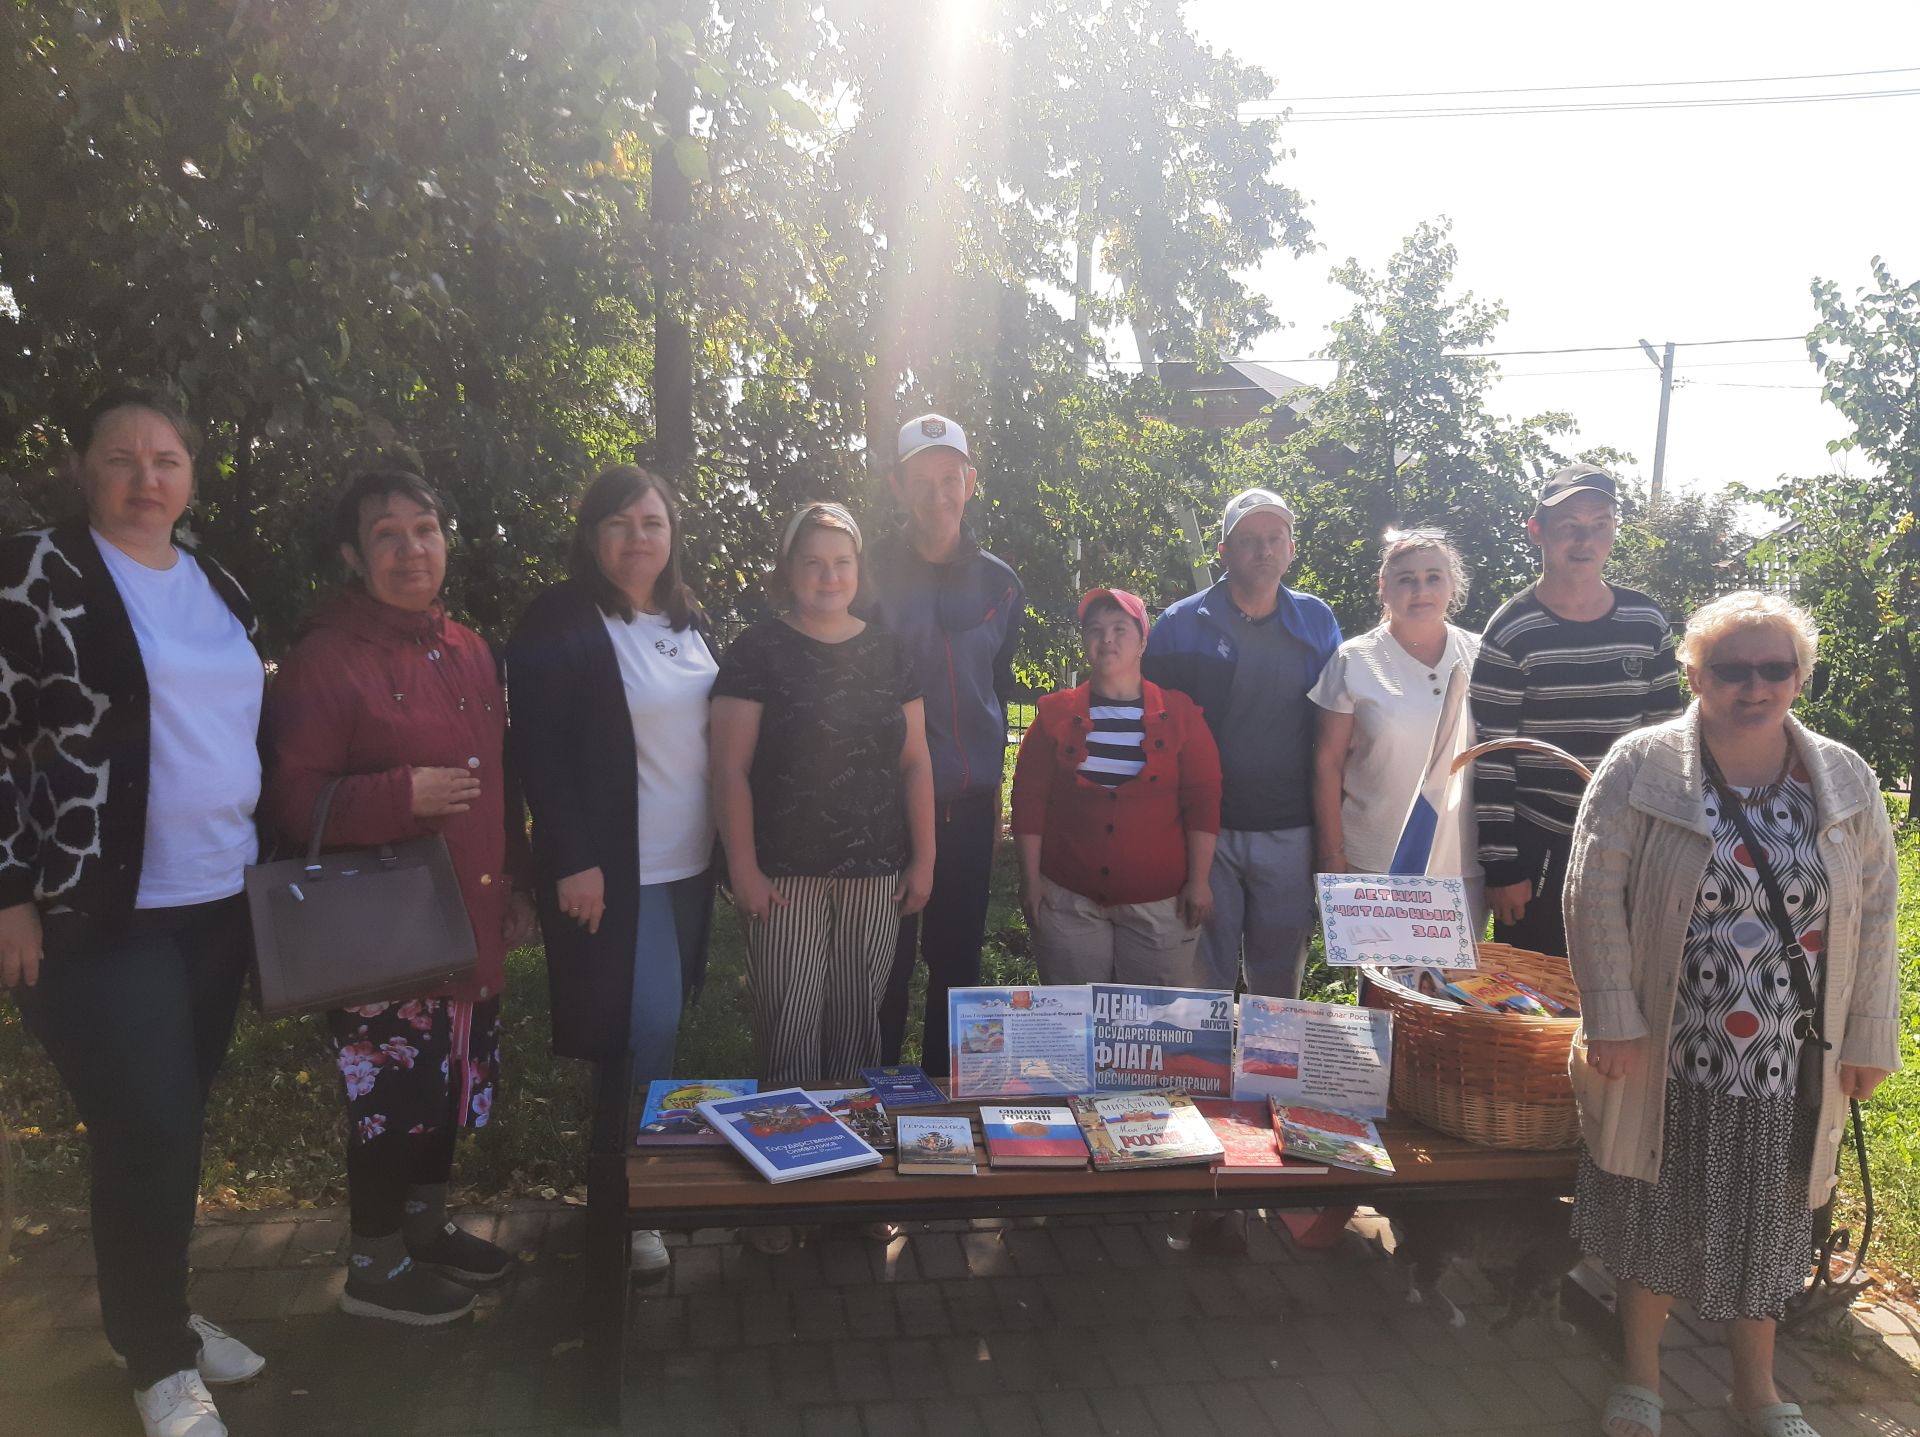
[1564,706,1901,1204]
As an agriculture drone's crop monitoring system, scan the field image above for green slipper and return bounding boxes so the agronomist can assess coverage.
[1600,1382,1663,1436]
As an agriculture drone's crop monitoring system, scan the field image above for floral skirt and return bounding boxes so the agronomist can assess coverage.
[1574,1079,1814,1322]
[324,996,501,1147]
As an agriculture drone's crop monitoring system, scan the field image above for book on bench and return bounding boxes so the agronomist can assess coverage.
[1069,1090,1223,1170]
[1193,1098,1328,1175]
[696,1087,883,1183]
[636,1079,759,1147]
[895,1115,978,1176]
[979,1105,1088,1168]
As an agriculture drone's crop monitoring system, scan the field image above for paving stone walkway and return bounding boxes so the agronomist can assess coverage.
[3,1203,1918,1435]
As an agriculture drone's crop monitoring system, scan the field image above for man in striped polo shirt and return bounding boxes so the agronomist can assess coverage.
[1470,464,1684,957]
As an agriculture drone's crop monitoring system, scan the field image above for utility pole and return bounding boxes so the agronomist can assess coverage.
[1638,339,1675,509]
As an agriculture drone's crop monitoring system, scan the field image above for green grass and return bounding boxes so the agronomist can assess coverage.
[1835,801,1920,1281]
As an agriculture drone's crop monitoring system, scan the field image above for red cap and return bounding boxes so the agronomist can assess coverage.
[1077,587,1147,636]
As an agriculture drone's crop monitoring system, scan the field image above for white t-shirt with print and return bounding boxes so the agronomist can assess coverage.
[1307,622,1481,877]
[602,609,718,884]
[94,532,264,907]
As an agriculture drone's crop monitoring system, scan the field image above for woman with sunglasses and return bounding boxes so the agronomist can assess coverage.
[1565,591,1898,1437]
[710,502,935,1094]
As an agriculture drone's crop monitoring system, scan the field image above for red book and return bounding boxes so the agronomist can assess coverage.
[1195,1098,1329,1175]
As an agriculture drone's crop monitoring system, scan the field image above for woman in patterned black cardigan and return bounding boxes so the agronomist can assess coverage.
[0,387,266,1437]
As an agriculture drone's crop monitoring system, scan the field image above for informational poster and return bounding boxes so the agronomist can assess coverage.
[947,985,1095,1100]
[1232,995,1393,1120]
[1316,873,1477,969]
[1090,983,1235,1095]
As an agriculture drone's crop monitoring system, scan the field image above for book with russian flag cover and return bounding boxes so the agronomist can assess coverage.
[978,1105,1089,1168]
[695,1088,883,1183]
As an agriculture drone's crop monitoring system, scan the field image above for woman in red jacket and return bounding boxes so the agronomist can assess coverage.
[264,467,535,1327]
[1011,588,1221,984]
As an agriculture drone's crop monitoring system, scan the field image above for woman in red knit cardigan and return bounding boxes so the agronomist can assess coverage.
[1010,588,1222,984]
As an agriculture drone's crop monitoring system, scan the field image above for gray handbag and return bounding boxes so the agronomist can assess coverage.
[244,779,478,1017]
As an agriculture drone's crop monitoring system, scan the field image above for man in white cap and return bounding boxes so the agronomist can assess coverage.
[866,414,1025,1077]
[1471,463,1682,956]
[1143,488,1341,999]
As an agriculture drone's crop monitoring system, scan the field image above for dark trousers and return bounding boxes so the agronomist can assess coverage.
[16,897,250,1388]
[878,790,997,1076]
[1491,831,1573,959]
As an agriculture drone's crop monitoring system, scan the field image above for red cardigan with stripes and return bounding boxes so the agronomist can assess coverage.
[1009,679,1221,907]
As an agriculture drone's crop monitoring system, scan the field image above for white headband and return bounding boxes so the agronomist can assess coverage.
[779,502,863,560]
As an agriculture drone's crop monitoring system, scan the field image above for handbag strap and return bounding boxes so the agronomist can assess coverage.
[304,779,345,872]
[1701,744,1829,1052]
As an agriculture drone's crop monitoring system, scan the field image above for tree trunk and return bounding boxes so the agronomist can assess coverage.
[647,51,695,483]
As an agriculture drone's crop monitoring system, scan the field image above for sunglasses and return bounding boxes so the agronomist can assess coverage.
[1707,660,1799,685]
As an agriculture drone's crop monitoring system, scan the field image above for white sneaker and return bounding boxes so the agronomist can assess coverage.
[111,1314,266,1386]
[630,1229,672,1278]
[133,1369,227,1437]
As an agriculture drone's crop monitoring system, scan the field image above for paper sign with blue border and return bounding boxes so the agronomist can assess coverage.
[1315,873,1476,969]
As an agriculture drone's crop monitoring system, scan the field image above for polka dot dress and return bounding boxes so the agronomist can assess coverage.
[1574,768,1823,1322]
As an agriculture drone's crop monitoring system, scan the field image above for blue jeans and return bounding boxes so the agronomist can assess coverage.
[1199,825,1316,998]
[628,879,700,1080]
[15,898,250,1387]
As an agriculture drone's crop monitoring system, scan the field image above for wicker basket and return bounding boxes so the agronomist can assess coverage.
[1365,942,1583,1150]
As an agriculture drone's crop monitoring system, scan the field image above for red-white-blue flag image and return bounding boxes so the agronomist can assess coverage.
[1386,664,1473,878]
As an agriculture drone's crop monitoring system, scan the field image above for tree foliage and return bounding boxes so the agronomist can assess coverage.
[1269,220,1601,633]
[1742,257,1920,783]
[1,0,1312,662]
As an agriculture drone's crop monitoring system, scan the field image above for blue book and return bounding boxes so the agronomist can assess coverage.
[696,1087,884,1183]
[858,1064,947,1107]
[636,1079,758,1147]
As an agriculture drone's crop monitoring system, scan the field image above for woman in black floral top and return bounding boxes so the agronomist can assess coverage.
[711,502,936,1112]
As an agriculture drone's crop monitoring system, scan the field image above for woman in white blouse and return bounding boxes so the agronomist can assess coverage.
[507,466,720,1278]
[1309,531,1483,917]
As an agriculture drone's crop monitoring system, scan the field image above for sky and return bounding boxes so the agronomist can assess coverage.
[1153,0,1920,496]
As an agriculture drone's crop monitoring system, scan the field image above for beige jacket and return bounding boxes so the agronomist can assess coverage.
[1564,706,1901,1204]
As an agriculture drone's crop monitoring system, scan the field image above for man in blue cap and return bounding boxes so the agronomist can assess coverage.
[867,414,1025,1077]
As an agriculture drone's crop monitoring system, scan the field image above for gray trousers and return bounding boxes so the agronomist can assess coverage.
[1198,826,1315,999]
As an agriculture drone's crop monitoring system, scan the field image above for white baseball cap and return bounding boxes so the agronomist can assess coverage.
[1221,487,1295,540]
[897,413,971,465]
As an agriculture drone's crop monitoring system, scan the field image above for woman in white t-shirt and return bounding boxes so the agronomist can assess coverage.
[1309,531,1484,922]
[1,387,267,1437]
[506,467,719,1278]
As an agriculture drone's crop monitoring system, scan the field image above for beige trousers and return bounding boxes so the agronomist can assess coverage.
[1032,876,1203,986]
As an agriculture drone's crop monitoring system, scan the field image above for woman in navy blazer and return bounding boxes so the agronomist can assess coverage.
[505,467,718,1275]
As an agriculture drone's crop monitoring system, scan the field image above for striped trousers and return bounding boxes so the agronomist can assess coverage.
[742,874,903,1089]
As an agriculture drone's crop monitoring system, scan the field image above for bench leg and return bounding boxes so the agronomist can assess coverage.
[582,1057,633,1427]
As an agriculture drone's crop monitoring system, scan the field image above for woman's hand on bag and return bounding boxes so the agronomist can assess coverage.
[556,867,606,934]
[0,902,44,989]
[730,867,787,923]
[896,860,935,916]
[411,765,482,818]
[1179,877,1215,929]
[502,890,538,948]
[1585,1037,1640,1080]
[1839,1064,1893,1101]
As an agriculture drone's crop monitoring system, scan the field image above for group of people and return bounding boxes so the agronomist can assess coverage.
[0,388,1899,1437]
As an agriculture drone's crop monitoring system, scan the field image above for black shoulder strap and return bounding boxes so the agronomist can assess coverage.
[1702,746,1829,1050]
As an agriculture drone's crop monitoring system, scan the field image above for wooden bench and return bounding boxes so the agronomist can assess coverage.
[579,1058,1579,1425]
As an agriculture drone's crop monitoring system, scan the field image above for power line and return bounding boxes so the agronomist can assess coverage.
[1253,66,1920,104]
[1244,87,1920,121]
[1106,334,1809,368]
